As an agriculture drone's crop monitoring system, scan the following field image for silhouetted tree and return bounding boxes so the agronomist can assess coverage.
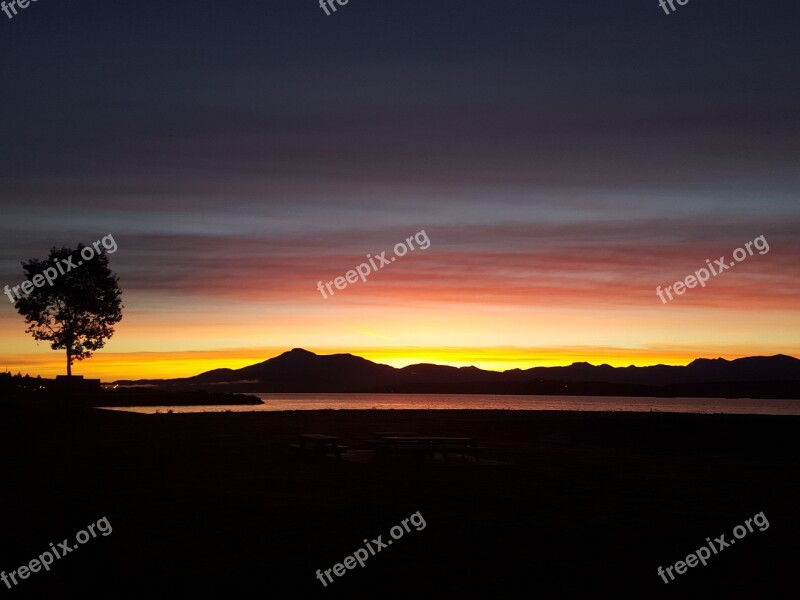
[13,244,123,376]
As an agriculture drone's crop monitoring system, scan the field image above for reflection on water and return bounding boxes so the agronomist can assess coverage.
[99,393,800,416]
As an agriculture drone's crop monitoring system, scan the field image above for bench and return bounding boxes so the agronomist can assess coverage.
[370,436,487,463]
[289,434,348,459]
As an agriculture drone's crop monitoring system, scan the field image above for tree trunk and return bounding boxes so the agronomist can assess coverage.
[66,347,72,377]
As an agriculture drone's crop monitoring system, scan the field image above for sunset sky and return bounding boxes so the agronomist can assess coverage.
[1,0,799,380]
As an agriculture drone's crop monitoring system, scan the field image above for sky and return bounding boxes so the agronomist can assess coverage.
[1,0,799,380]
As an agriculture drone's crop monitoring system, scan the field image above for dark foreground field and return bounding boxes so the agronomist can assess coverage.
[1,406,798,599]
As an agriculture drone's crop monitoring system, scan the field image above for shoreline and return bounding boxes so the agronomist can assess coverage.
[95,392,800,416]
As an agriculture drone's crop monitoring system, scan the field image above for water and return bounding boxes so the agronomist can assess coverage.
[100,393,800,415]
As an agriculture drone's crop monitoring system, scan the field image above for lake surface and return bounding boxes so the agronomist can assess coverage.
[101,393,800,415]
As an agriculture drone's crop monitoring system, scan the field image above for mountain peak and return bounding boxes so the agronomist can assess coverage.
[119,350,800,396]
[286,348,315,355]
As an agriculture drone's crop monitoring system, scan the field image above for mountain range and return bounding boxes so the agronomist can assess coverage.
[114,349,800,399]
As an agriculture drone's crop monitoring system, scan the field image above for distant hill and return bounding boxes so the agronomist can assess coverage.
[509,354,800,386]
[113,349,800,399]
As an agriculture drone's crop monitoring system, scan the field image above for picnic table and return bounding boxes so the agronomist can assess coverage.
[289,434,348,459]
[370,436,485,463]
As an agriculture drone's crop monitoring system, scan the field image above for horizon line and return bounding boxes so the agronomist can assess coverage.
[2,347,798,383]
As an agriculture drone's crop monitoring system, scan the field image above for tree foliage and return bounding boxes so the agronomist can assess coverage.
[14,245,123,376]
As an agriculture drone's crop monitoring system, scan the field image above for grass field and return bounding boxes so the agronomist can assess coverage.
[1,406,798,598]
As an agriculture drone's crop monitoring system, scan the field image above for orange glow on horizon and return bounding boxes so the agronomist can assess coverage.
[2,345,797,382]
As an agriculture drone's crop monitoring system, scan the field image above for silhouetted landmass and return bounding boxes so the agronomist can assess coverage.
[0,372,262,408]
[113,348,800,399]
[96,388,262,408]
